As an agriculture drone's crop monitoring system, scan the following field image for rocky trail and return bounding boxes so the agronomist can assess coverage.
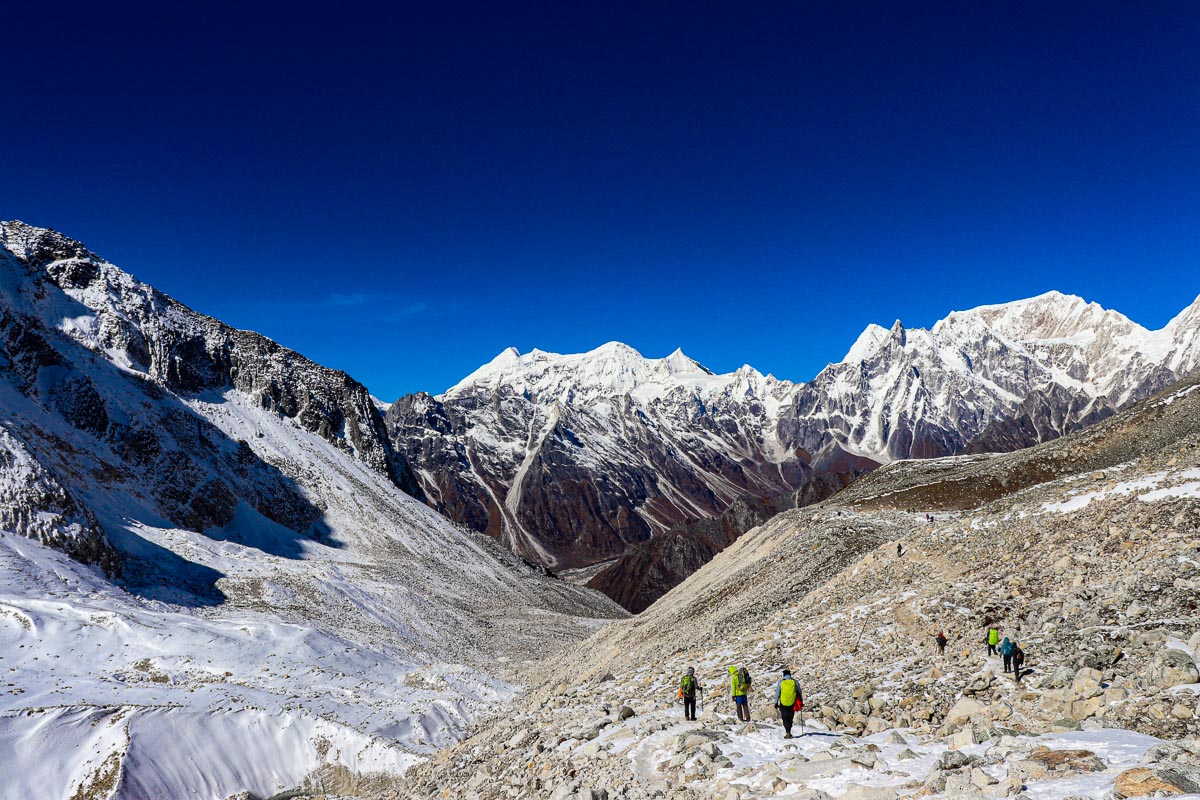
[356,379,1200,800]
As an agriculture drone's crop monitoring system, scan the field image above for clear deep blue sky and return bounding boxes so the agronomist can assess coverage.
[3,3,1198,400]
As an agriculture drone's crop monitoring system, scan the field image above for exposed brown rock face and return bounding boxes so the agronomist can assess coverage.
[585,468,869,613]
[385,349,818,575]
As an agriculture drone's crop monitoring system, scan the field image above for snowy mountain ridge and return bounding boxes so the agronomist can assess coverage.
[388,289,1200,609]
[445,341,790,411]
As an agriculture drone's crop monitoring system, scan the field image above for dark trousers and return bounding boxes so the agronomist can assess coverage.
[779,706,795,734]
[1002,654,1012,672]
[734,696,749,721]
[683,696,696,720]
[937,642,946,655]
[987,643,997,656]
[1013,661,1024,682]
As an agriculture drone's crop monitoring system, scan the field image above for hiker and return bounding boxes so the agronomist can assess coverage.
[986,626,1000,656]
[999,636,1014,672]
[680,667,701,721]
[935,630,948,655]
[1012,643,1026,682]
[896,542,903,557]
[729,666,752,722]
[775,669,803,739]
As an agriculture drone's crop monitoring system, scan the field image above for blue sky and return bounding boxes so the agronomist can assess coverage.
[2,3,1198,400]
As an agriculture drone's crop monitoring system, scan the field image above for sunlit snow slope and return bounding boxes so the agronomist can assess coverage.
[0,221,624,800]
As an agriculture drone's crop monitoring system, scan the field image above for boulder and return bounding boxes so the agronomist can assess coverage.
[1114,764,1200,797]
[1146,648,1200,689]
[946,697,986,727]
[779,757,855,783]
[1026,747,1106,774]
[940,750,970,770]
[1070,667,1103,698]
[840,785,897,800]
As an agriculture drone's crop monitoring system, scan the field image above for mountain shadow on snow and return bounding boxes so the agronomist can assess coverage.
[0,221,379,605]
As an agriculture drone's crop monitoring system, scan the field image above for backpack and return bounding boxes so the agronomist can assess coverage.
[737,667,752,689]
[681,675,695,695]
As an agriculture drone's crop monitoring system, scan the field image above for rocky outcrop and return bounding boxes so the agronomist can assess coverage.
[0,421,118,574]
[0,220,421,575]
[0,221,405,485]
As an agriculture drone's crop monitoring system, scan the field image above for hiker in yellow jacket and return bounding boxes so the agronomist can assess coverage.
[986,626,1000,656]
[728,665,751,722]
[775,669,803,739]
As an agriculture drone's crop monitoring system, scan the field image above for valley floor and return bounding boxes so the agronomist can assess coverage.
[390,402,1200,800]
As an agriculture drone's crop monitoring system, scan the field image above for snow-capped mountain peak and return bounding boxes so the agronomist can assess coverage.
[841,322,891,364]
[941,290,1147,345]
[444,342,738,404]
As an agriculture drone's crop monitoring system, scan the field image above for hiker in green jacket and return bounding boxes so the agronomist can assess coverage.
[729,666,751,722]
[680,667,701,721]
[775,669,803,739]
[986,626,1000,656]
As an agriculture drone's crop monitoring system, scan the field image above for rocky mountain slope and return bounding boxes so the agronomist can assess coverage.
[386,346,870,575]
[0,221,626,800]
[389,375,1200,800]
[387,292,1200,610]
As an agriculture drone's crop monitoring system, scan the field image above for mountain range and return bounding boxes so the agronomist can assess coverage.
[2,219,1198,797]
[387,290,1200,609]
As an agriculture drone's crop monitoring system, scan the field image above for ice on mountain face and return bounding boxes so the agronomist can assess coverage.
[842,323,891,364]
[783,290,1200,465]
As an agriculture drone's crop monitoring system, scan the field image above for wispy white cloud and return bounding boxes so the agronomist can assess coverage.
[326,292,372,307]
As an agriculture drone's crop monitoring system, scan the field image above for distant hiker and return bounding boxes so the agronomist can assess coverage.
[896,542,903,557]
[986,626,1000,656]
[999,637,1014,673]
[729,666,752,722]
[775,669,803,739]
[935,630,948,655]
[1012,643,1026,682]
[680,667,701,721]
